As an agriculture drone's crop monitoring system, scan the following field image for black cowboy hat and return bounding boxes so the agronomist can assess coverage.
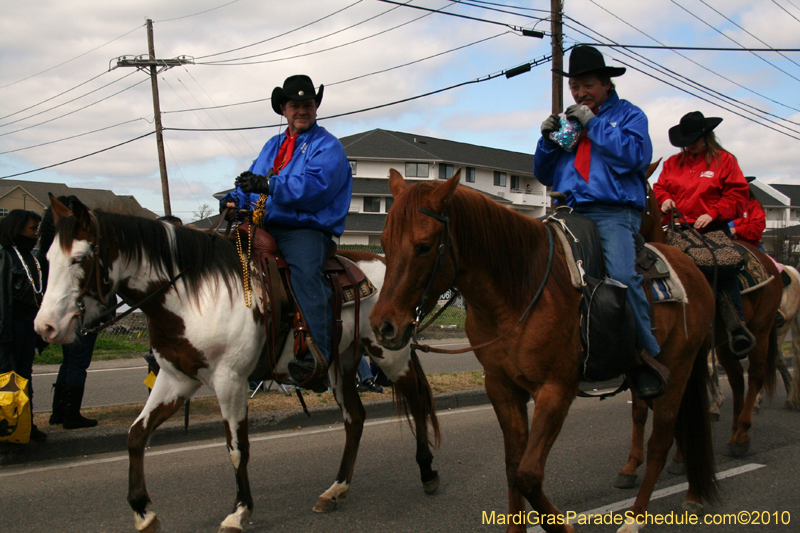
[271,74,324,115]
[668,111,723,148]
[552,45,626,78]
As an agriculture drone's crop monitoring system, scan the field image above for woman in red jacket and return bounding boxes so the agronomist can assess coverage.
[654,111,753,358]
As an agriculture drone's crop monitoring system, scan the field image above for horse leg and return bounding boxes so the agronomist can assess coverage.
[214,375,254,533]
[615,395,648,489]
[314,364,364,513]
[708,352,723,421]
[789,316,800,410]
[484,374,534,533]
[515,382,577,533]
[716,348,747,454]
[128,371,200,533]
[391,356,441,495]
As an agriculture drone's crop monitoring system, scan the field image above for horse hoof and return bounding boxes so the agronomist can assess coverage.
[137,515,159,533]
[423,473,440,495]
[218,528,242,533]
[727,441,750,457]
[682,500,704,516]
[711,412,720,422]
[667,459,686,476]
[613,473,637,489]
[753,405,760,415]
[312,496,338,513]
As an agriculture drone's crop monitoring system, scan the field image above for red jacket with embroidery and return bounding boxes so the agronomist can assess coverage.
[653,150,748,225]
[733,196,766,246]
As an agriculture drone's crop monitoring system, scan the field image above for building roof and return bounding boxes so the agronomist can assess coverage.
[751,185,786,207]
[0,179,157,218]
[340,129,535,175]
[770,184,800,206]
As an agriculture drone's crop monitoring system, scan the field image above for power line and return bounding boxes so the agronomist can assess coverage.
[0,70,111,121]
[0,24,143,90]
[0,118,150,155]
[155,0,240,23]
[163,31,510,114]
[0,131,156,180]
[0,70,138,128]
[376,0,548,34]
[194,0,364,60]
[164,54,553,132]
[669,0,800,84]
[587,43,800,52]
[197,3,436,65]
[446,0,551,14]
[772,0,800,24]
[0,77,149,137]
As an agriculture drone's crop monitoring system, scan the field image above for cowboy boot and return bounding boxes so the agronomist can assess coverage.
[62,386,98,429]
[627,350,670,401]
[49,383,67,425]
[717,291,755,359]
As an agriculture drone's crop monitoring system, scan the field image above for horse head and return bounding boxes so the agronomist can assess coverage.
[34,194,115,344]
[369,168,461,350]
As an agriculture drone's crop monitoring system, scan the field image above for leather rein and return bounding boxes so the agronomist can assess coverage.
[72,212,187,336]
[409,208,555,355]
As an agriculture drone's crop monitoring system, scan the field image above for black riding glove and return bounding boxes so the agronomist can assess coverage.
[237,171,272,195]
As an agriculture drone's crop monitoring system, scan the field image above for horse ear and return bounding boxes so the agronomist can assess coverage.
[430,168,462,212]
[50,193,72,224]
[388,168,407,197]
[646,158,663,179]
[70,197,93,231]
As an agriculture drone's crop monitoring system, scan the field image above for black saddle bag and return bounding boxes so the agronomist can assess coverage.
[580,275,637,382]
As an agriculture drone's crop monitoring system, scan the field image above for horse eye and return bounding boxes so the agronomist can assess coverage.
[415,243,433,256]
[71,256,84,265]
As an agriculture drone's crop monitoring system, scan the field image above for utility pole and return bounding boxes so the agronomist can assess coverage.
[113,19,193,216]
[551,0,564,114]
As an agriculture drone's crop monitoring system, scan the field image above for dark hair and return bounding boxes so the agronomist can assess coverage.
[157,215,183,226]
[0,209,42,247]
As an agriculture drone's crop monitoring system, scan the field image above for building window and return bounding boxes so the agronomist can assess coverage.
[493,171,506,187]
[0,208,7,218]
[349,160,357,175]
[405,162,430,178]
[385,197,394,212]
[465,167,475,183]
[363,197,381,213]
[439,163,454,180]
[511,175,520,190]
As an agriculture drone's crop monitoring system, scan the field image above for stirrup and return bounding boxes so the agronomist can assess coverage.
[290,333,329,392]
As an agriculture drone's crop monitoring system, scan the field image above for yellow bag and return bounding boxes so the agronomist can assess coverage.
[0,371,32,444]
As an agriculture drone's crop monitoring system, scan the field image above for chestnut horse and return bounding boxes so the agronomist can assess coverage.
[370,169,717,533]
[34,196,440,533]
[618,185,783,490]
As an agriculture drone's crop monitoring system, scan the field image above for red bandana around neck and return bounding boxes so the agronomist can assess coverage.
[273,133,298,174]
[573,133,591,182]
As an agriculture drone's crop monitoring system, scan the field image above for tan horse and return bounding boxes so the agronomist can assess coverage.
[370,169,717,533]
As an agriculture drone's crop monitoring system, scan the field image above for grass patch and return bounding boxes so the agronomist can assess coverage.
[35,335,150,365]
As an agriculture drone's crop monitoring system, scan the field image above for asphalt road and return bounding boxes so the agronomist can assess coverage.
[29,340,483,413]
[4,373,799,533]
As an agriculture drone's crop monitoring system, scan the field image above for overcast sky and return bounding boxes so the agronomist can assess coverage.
[3,0,800,219]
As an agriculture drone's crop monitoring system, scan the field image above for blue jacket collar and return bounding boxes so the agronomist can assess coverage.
[597,91,619,116]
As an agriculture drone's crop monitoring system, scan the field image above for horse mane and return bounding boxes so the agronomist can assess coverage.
[56,211,241,302]
[391,182,572,311]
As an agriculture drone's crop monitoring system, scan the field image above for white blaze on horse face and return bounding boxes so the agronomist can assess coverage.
[34,236,95,344]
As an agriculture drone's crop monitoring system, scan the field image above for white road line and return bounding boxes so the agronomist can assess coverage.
[34,366,148,377]
[0,404,494,478]
[527,463,766,532]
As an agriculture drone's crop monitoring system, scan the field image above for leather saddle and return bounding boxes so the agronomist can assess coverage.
[236,220,375,390]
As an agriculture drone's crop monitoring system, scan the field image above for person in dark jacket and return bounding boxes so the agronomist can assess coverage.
[535,45,667,400]
[0,209,46,442]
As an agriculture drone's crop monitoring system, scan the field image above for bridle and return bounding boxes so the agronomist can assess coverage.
[70,212,186,335]
[409,206,555,355]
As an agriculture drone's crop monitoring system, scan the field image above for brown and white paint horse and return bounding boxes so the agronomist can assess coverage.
[370,169,718,533]
[34,196,439,533]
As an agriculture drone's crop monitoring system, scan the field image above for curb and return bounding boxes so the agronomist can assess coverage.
[0,388,489,467]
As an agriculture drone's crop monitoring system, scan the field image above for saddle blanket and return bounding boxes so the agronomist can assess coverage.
[735,244,773,294]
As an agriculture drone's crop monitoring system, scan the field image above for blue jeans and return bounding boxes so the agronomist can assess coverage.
[267,225,333,361]
[58,331,98,387]
[357,356,374,381]
[575,205,661,356]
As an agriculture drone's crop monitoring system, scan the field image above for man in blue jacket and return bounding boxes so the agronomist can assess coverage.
[229,74,353,387]
[534,46,668,400]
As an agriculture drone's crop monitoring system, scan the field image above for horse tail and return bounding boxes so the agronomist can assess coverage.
[392,349,441,448]
[674,342,719,503]
[762,322,780,399]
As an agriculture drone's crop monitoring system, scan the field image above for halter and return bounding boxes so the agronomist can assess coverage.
[410,208,555,355]
[412,208,459,331]
[71,212,187,335]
